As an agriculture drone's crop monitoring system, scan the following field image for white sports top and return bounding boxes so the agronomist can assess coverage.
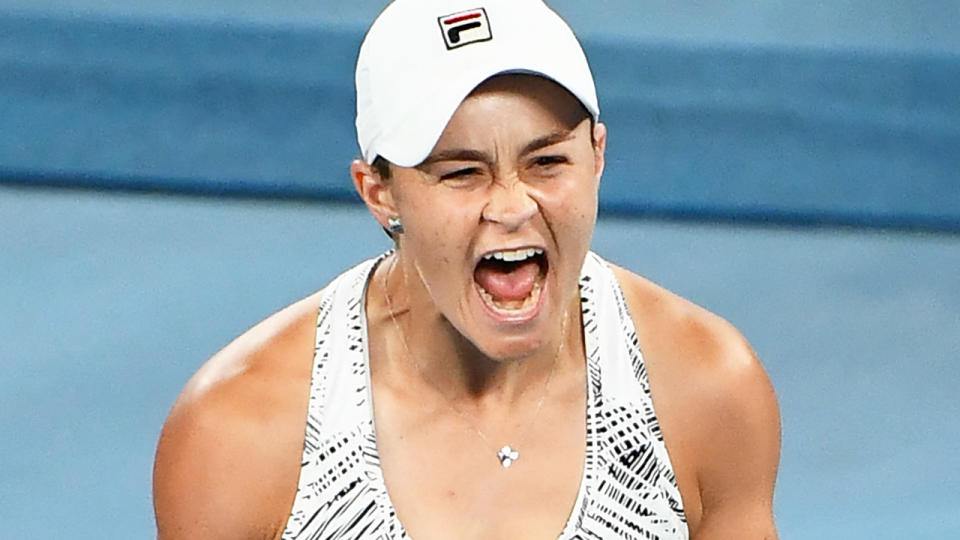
[282,251,688,539]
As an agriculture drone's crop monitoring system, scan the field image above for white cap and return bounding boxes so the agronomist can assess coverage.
[355,0,599,167]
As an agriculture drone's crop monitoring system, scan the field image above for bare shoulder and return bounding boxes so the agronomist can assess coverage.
[153,289,326,540]
[607,262,771,394]
[608,263,780,538]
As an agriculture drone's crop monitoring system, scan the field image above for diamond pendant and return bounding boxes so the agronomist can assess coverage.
[497,445,519,468]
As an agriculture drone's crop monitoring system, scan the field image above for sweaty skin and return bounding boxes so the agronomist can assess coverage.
[153,76,780,540]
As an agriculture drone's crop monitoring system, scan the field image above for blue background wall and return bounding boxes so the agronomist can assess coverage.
[2,0,959,229]
[2,1,959,538]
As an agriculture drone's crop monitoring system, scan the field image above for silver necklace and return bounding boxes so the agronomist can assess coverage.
[379,254,566,468]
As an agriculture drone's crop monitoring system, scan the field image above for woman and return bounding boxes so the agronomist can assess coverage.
[154,1,780,538]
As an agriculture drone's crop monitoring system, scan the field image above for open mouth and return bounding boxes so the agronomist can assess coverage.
[473,247,548,315]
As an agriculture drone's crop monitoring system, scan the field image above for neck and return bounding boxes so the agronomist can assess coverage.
[375,252,575,407]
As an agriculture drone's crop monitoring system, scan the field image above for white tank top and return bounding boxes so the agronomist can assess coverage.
[282,251,688,539]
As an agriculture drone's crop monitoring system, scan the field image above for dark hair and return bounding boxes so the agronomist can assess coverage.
[372,155,393,180]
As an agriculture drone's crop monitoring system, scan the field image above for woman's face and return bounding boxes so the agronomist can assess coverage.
[388,75,606,361]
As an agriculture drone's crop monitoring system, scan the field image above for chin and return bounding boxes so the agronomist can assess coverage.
[473,332,547,363]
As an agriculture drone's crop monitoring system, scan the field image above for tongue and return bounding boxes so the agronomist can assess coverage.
[475,259,540,301]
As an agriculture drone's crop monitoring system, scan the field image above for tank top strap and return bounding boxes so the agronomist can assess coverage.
[566,251,688,538]
[283,253,400,539]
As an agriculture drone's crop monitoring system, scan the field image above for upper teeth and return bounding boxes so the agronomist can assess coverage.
[483,248,543,262]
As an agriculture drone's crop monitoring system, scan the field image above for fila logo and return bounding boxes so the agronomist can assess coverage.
[438,8,492,50]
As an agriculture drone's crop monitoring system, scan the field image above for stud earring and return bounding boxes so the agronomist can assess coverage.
[387,216,404,235]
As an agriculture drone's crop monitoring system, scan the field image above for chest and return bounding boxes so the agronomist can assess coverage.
[371,383,588,540]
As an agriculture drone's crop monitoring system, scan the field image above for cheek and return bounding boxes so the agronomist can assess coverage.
[405,203,474,266]
[543,176,599,262]
[561,201,598,247]
[543,172,599,225]
[570,164,601,223]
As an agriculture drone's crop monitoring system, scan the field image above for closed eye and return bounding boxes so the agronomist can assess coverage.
[440,167,482,180]
[532,155,569,167]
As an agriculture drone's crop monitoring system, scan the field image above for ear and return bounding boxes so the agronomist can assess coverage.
[591,122,607,185]
[351,159,397,230]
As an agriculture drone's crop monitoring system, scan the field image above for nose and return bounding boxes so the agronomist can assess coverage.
[481,174,538,231]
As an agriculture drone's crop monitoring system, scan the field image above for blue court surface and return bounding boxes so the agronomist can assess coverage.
[2,185,958,538]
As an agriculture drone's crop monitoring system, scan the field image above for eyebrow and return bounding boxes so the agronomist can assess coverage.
[419,148,491,167]
[419,128,577,168]
[518,128,577,157]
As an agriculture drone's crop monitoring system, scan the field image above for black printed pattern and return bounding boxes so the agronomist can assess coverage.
[282,252,687,539]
